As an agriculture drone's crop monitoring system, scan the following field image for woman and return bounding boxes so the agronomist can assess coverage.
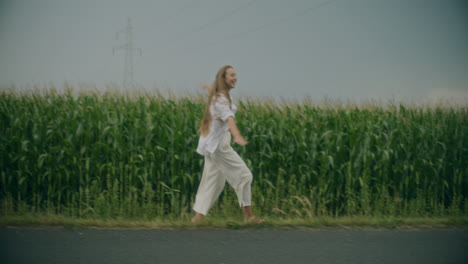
[192,65,264,224]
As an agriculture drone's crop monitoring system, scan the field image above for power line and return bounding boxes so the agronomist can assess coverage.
[190,0,338,51]
[153,1,205,30]
[154,0,260,50]
[181,0,260,36]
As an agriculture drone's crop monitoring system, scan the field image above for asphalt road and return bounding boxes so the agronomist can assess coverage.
[1,228,467,264]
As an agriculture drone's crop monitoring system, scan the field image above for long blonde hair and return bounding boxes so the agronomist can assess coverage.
[199,65,233,136]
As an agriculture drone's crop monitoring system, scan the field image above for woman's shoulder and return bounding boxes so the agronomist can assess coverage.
[213,93,230,104]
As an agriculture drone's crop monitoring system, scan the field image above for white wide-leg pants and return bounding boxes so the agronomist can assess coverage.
[193,132,253,216]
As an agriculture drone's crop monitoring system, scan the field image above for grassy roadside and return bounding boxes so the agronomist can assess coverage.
[1,214,467,230]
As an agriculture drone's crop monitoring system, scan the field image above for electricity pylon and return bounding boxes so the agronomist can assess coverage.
[113,18,142,91]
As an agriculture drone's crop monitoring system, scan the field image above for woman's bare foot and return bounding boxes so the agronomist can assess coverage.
[191,213,205,224]
[245,216,266,223]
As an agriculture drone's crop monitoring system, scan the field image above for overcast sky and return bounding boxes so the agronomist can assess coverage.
[0,0,467,104]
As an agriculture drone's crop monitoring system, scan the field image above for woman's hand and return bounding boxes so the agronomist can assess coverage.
[226,117,248,146]
[198,83,213,93]
[234,136,249,146]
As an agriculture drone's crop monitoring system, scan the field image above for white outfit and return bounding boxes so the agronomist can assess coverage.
[196,94,237,156]
[193,94,253,216]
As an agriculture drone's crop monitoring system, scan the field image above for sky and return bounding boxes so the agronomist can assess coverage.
[0,0,467,104]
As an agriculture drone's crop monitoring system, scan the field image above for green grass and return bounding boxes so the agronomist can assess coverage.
[1,214,466,230]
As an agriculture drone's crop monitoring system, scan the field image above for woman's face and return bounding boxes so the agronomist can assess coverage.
[224,68,237,89]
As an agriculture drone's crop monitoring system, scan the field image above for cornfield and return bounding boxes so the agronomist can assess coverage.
[1,87,467,219]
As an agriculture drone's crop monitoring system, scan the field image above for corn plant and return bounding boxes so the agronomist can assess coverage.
[0,86,466,219]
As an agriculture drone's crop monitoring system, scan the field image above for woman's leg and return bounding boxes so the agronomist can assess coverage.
[213,148,253,208]
[243,206,265,223]
[214,143,264,222]
[192,154,226,222]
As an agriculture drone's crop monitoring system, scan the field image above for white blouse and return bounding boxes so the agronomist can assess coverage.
[196,93,237,156]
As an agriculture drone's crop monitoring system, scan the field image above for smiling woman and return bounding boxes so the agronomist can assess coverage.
[192,65,265,224]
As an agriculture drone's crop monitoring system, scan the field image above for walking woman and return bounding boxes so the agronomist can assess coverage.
[191,65,264,224]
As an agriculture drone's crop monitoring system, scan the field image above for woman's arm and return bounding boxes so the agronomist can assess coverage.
[198,83,213,93]
[226,117,248,146]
